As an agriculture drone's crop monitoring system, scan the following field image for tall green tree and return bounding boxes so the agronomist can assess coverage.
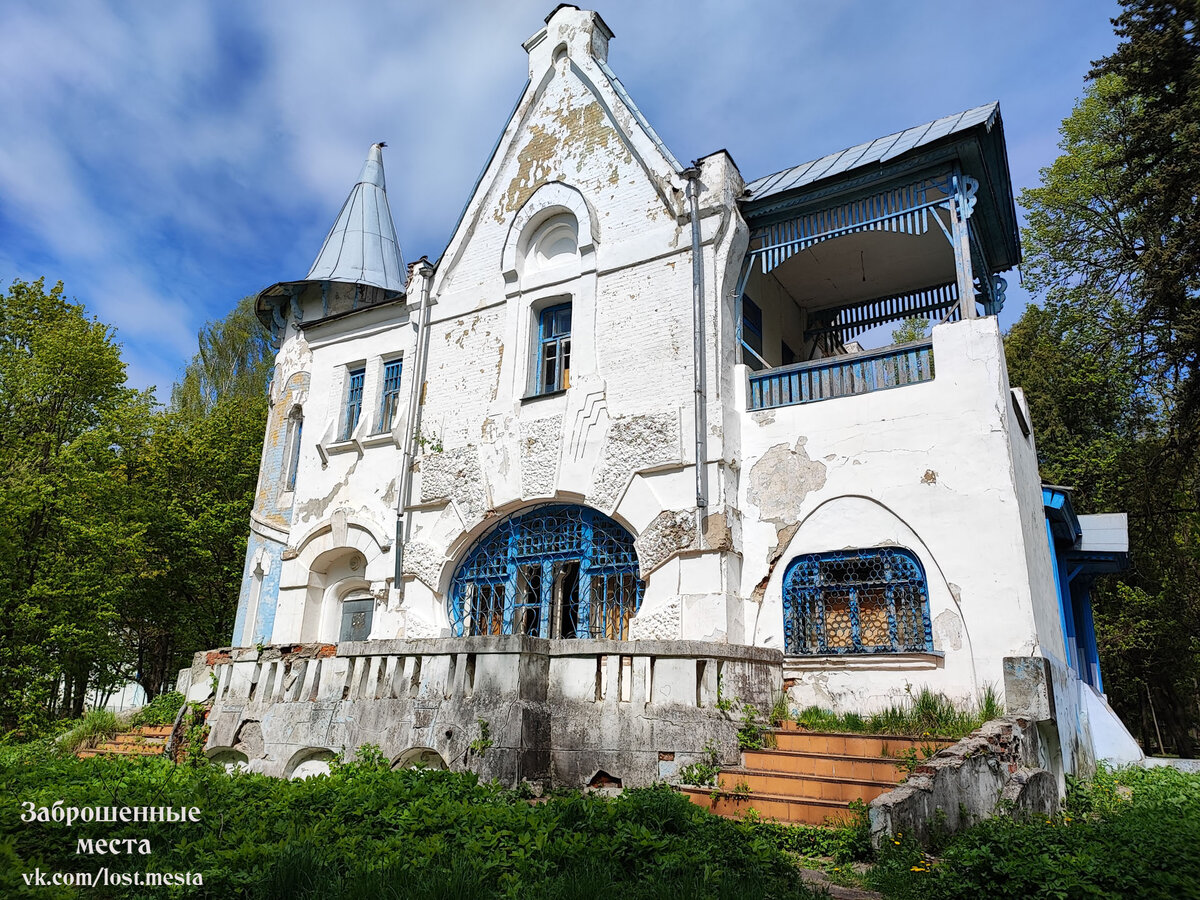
[171,295,273,418]
[1089,1,1200,441]
[1015,32,1200,752]
[0,279,155,730]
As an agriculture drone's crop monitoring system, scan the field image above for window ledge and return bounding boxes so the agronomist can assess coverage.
[360,432,397,449]
[324,437,362,457]
[520,388,568,403]
[783,651,944,674]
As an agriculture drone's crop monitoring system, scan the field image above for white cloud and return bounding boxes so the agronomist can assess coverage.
[0,0,1122,395]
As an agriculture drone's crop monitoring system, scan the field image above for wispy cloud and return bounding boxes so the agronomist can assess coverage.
[0,0,1120,398]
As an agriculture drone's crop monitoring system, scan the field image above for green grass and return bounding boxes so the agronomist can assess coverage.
[55,709,120,754]
[792,685,1004,740]
[870,764,1200,899]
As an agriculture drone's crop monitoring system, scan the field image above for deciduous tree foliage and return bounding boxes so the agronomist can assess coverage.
[0,280,267,734]
[1013,4,1200,753]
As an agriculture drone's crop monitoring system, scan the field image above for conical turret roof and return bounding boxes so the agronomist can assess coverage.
[305,142,406,293]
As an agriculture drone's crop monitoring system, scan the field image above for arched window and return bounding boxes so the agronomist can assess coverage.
[450,505,642,639]
[782,548,932,655]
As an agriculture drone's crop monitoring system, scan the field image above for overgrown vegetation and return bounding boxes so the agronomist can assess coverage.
[792,686,1003,740]
[0,746,830,899]
[677,743,721,787]
[55,709,120,754]
[871,764,1200,899]
[128,691,185,728]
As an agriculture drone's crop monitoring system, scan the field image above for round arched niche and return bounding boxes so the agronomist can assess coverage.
[285,748,335,780]
[523,212,579,275]
[501,181,598,284]
[207,748,249,773]
[392,747,448,770]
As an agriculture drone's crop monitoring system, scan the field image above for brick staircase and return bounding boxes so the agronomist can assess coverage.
[76,725,174,760]
[680,724,951,826]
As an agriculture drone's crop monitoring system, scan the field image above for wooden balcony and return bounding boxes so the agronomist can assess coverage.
[748,340,934,411]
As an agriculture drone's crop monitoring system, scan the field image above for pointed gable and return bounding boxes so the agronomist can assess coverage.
[433,6,687,295]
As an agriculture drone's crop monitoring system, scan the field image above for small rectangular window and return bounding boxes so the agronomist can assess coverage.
[742,296,764,371]
[341,367,365,441]
[537,303,571,394]
[284,410,303,491]
[377,359,403,433]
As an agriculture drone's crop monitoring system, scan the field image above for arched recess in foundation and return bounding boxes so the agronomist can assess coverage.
[285,747,335,780]
[392,747,448,770]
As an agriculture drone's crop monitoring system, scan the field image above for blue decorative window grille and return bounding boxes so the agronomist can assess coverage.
[377,359,403,432]
[341,367,364,440]
[782,548,932,655]
[450,504,642,639]
[536,304,571,394]
[283,408,303,492]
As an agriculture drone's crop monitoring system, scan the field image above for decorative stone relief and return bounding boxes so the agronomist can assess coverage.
[635,509,696,575]
[628,598,681,641]
[420,446,487,522]
[520,415,563,498]
[401,540,443,592]
[589,411,680,510]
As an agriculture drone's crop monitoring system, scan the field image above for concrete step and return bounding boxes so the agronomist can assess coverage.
[770,730,951,758]
[679,787,861,826]
[717,768,896,804]
[79,743,165,758]
[138,725,174,739]
[742,749,905,783]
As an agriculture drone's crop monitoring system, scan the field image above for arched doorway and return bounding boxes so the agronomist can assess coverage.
[449,504,642,639]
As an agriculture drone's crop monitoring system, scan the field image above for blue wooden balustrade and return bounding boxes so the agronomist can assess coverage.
[748,340,934,410]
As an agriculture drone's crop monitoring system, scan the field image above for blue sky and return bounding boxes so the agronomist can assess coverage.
[0,1,1120,398]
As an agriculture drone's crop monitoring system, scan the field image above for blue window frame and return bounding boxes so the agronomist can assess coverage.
[536,303,571,394]
[283,408,303,491]
[450,504,642,639]
[377,359,403,432]
[341,367,365,441]
[782,548,932,655]
[743,296,764,370]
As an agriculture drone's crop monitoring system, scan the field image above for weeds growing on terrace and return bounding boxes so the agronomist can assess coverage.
[792,685,1003,740]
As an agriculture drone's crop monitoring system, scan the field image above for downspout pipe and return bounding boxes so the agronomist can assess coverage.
[395,258,435,587]
[682,166,709,540]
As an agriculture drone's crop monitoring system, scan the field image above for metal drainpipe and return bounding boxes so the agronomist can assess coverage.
[683,166,709,542]
[395,259,435,587]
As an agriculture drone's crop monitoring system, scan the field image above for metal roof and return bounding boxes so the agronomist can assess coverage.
[305,143,407,293]
[745,103,1000,201]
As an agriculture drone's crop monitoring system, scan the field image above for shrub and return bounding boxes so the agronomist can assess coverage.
[128,691,185,727]
[870,764,1200,899]
[0,750,831,899]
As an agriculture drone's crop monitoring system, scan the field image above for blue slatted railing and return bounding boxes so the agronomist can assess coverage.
[748,340,934,410]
